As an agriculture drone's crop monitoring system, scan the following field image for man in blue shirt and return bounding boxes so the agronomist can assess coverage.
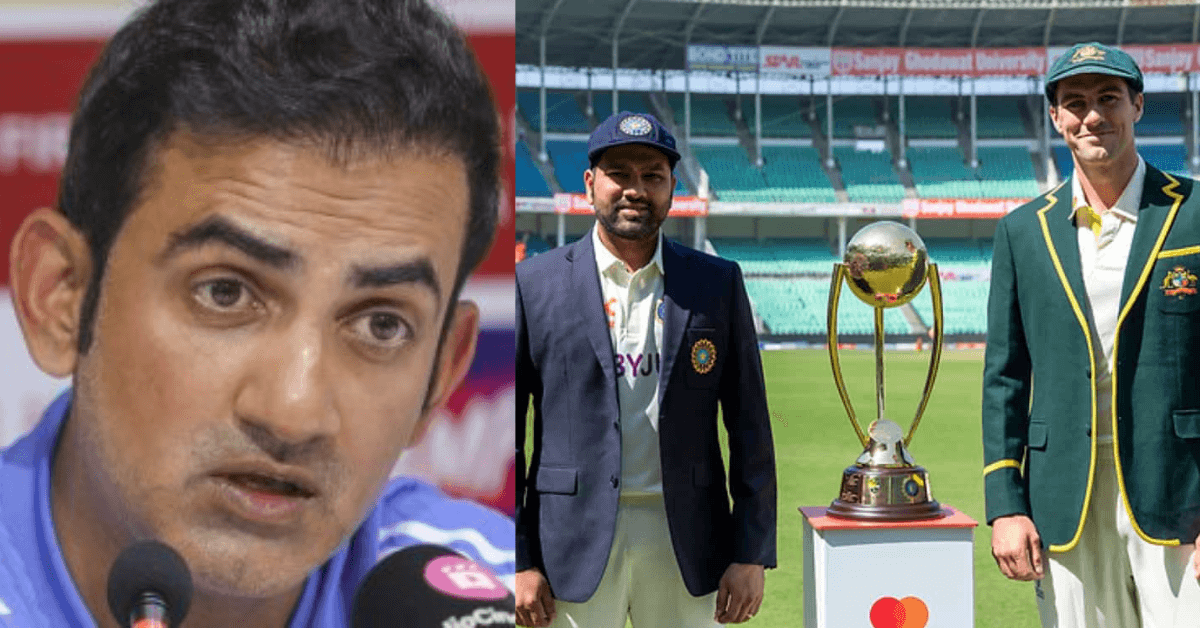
[0,0,513,626]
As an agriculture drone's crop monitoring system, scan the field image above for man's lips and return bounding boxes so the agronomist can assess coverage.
[209,461,320,498]
[208,462,321,526]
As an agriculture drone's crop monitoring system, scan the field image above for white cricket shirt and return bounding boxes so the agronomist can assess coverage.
[1069,156,1145,442]
[592,224,665,497]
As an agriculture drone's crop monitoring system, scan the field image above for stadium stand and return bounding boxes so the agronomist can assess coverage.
[1054,144,1190,180]
[908,146,984,198]
[831,97,881,138]
[516,0,1200,345]
[834,146,906,202]
[744,278,914,336]
[518,232,553,258]
[759,96,814,138]
[666,94,737,136]
[897,97,958,139]
[1138,94,1185,137]
[545,139,590,193]
[693,144,767,198]
[909,278,990,336]
[721,237,991,336]
[518,90,590,133]
[516,141,552,197]
[761,146,838,202]
[976,146,1040,198]
[710,238,838,275]
[975,97,1028,139]
[1140,145,1190,177]
[925,239,992,268]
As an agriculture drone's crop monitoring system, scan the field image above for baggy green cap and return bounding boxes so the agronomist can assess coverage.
[1045,42,1143,102]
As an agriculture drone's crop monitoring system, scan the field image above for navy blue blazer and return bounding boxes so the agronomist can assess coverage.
[515,232,777,603]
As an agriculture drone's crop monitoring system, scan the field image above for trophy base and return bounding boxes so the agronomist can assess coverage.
[827,464,944,521]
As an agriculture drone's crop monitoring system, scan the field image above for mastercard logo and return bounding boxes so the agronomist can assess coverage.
[869,596,929,628]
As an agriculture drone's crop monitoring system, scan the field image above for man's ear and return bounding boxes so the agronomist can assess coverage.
[411,300,479,443]
[9,208,91,377]
[584,167,595,205]
[1048,104,1061,134]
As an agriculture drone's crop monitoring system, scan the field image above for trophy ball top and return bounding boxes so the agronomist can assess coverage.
[868,419,904,444]
[843,221,929,308]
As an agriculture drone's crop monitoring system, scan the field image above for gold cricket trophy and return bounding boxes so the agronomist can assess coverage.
[826,221,945,521]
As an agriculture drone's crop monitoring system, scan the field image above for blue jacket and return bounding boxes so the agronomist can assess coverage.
[515,233,777,603]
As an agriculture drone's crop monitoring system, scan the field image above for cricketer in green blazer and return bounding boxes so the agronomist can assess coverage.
[983,162,1200,553]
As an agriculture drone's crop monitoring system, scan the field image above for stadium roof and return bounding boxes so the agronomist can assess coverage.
[517,0,1200,70]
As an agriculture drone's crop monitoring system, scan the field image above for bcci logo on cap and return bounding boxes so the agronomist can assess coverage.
[1071,44,1105,64]
[618,115,653,137]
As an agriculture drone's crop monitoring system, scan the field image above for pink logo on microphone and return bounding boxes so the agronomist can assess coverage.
[423,556,508,601]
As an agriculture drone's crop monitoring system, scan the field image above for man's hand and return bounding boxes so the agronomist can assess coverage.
[515,568,556,627]
[714,563,764,624]
[991,515,1044,581]
[1191,531,1200,578]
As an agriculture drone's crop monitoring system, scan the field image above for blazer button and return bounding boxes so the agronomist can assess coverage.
[1086,427,1092,437]
[1084,368,1091,379]
[611,476,619,488]
[613,421,620,431]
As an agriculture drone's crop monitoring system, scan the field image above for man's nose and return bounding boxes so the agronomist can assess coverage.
[623,178,647,199]
[236,323,340,455]
[1083,106,1104,127]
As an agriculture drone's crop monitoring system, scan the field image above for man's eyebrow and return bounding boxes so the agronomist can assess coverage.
[350,259,442,302]
[1061,85,1124,99]
[159,215,297,269]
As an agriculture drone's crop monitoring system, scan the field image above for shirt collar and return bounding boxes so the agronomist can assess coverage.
[1068,155,1145,224]
[592,223,665,278]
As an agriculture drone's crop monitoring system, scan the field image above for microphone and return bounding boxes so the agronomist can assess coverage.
[106,540,193,628]
[352,544,515,628]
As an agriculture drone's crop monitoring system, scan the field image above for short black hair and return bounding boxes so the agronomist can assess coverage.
[60,0,500,353]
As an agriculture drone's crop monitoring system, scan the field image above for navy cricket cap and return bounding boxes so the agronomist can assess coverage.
[1045,42,1143,102]
[588,111,680,169]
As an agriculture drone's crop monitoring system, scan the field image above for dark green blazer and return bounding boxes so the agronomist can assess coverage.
[983,164,1200,551]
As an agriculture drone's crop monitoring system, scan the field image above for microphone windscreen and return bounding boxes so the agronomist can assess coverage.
[352,544,515,628]
[106,540,193,628]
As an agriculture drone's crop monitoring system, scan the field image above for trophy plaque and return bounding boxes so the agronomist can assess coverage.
[826,221,944,521]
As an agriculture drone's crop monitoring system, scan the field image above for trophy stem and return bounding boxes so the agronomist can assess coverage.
[874,306,885,422]
[829,264,868,448]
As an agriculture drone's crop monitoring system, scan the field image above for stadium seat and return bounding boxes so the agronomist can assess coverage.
[666,94,737,136]
[758,96,813,138]
[516,141,552,197]
[907,146,983,198]
[546,140,590,193]
[1138,94,1185,137]
[895,97,958,139]
[834,146,906,202]
[830,97,880,139]
[693,145,768,196]
[975,97,1027,139]
[975,146,1039,198]
[761,146,838,203]
[1140,145,1190,178]
[517,90,590,133]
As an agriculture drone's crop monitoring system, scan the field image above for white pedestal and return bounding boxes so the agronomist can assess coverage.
[800,505,978,628]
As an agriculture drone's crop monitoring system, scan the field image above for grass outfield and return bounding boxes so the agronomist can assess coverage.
[523,348,1041,628]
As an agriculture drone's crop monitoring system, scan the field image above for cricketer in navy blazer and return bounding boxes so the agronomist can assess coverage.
[515,230,778,603]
